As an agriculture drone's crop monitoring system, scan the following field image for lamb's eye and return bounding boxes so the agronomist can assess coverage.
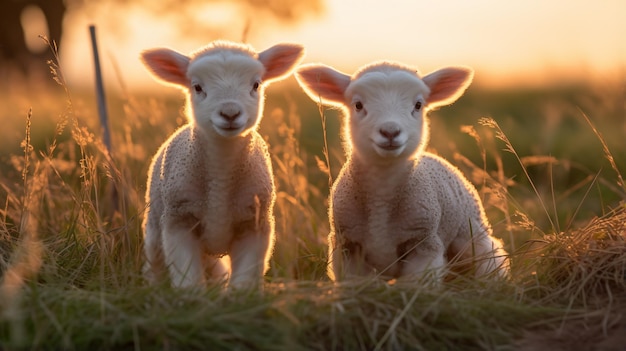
[355,101,363,111]
[252,81,260,92]
[414,101,422,111]
[193,84,203,93]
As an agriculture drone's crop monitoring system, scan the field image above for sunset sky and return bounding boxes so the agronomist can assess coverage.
[59,0,626,91]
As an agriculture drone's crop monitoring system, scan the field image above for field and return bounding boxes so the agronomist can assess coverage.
[1,56,625,350]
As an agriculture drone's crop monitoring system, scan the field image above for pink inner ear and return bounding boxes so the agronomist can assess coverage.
[296,65,351,105]
[423,67,473,107]
[153,59,187,83]
[258,44,304,82]
[141,49,190,87]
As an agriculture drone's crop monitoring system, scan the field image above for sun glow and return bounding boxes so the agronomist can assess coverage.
[60,0,626,90]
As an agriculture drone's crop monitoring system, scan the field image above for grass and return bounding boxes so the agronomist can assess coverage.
[1,47,625,349]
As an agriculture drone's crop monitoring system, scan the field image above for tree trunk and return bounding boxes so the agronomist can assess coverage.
[0,0,66,82]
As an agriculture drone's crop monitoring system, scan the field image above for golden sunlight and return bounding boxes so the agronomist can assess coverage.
[58,0,625,90]
[19,5,49,54]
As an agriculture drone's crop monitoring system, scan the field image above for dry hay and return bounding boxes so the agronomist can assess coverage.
[517,204,626,350]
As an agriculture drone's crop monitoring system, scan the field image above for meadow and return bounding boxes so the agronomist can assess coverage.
[0,53,625,350]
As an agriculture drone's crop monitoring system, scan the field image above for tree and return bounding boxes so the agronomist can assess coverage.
[1,0,65,78]
[0,0,323,83]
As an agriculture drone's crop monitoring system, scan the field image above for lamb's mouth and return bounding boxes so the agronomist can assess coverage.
[216,122,244,132]
[214,123,245,135]
[220,126,241,131]
[376,142,402,151]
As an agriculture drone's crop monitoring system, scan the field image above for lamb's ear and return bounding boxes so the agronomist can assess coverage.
[258,43,305,83]
[422,67,473,108]
[295,64,351,106]
[140,48,190,87]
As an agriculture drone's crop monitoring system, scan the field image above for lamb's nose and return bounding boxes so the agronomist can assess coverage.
[219,103,242,121]
[379,125,400,140]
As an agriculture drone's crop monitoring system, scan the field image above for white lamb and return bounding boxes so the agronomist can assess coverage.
[295,61,509,282]
[140,41,304,289]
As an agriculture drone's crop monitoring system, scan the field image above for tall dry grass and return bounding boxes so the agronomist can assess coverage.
[0,40,625,349]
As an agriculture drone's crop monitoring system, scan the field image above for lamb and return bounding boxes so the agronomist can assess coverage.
[140,40,304,289]
[295,61,509,282]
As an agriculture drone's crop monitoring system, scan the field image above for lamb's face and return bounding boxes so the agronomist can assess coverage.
[346,70,430,160]
[187,53,266,138]
[296,61,473,164]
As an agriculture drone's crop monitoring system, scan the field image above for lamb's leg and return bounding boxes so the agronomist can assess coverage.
[328,232,377,281]
[162,220,205,288]
[399,238,447,283]
[143,215,166,284]
[229,231,271,290]
[327,233,342,281]
[448,234,509,279]
[205,256,229,284]
[469,235,509,278]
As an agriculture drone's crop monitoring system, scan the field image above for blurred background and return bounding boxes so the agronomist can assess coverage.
[1,0,625,91]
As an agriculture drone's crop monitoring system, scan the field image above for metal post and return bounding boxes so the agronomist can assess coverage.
[89,24,112,153]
